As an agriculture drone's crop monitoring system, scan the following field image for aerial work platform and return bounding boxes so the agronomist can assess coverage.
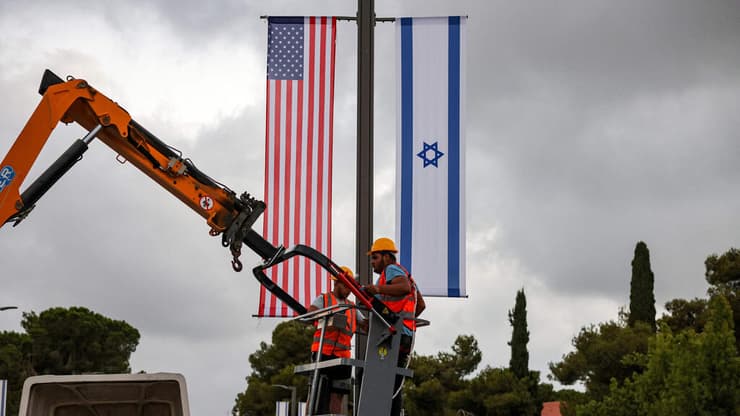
[294,303,427,416]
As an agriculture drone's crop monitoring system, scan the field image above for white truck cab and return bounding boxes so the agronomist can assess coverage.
[18,373,190,416]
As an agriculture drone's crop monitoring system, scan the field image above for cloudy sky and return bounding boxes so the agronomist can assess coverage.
[1,0,739,414]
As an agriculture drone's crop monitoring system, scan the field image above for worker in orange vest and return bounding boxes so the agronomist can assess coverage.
[363,237,426,416]
[308,266,363,414]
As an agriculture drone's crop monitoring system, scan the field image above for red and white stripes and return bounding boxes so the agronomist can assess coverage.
[259,17,336,317]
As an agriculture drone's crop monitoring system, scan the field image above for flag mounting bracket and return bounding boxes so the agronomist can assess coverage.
[259,15,396,22]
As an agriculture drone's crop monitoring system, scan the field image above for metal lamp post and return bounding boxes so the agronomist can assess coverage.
[272,384,297,416]
[1,306,18,416]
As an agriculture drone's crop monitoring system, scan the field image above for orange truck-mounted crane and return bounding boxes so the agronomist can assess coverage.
[2,70,419,415]
[0,69,398,326]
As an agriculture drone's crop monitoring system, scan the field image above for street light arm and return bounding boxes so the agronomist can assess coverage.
[0,306,19,311]
[272,384,298,416]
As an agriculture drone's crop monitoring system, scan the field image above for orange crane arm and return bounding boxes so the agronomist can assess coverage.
[0,70,303,313]
[0,69,401,323]
[2,70,245,235]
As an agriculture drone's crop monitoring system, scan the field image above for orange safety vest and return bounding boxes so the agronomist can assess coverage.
[311,293,356,358]
[377,264,417,332]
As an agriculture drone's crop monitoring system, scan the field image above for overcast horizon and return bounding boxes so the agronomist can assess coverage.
[2,1,739,414]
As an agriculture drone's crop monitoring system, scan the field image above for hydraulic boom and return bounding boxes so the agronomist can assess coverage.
[0,70,400,324]
[0,70,305,311]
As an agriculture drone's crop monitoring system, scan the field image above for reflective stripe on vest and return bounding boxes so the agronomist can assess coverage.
[377,264,417,332]
[310,293,356,358]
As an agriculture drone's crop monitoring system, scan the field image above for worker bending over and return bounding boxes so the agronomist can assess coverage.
[308,266,363,414]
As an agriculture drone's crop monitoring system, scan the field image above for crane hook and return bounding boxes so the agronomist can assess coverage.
[229,241,243,272]
[232,258,243,272]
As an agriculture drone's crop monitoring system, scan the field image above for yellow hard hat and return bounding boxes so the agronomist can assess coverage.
[331,266,354,281]
[367,237,398,255]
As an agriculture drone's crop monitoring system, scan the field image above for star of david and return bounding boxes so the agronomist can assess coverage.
[416,141,445,168]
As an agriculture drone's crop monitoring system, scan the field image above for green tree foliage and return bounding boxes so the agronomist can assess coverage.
[22,307,140,374]
[628,241,656,331]
[549,320,652,400]
[406,335,550,416]
[551,389,589,416]
[508,289,530,379]
[705,247,740,351]
[404,335,482,415]
[577,295,739,416]
[0,307,140,415]
[705,247,740,289]
[696,295,739,414]
[657,297,708,335]
[657,247,740,350]
[450,368,541,416]
[232,321,314,416]
[0,331,33,416]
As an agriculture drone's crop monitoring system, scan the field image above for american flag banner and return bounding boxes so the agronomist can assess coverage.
[258,17,337,317]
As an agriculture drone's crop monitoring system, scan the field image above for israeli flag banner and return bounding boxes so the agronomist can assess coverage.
[396,17,467,297]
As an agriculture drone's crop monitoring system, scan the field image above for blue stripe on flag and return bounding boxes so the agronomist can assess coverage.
[400,17,414,272]
[447,16,461,297]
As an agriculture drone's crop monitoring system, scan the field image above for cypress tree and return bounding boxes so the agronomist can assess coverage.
[508,288,530,379]
[628,241,656,331]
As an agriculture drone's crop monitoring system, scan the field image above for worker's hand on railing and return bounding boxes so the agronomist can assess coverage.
[357,318,369,334]
[363,284,379,296]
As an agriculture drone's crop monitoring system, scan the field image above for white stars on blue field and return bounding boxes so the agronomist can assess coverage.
[267,18,304,80]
